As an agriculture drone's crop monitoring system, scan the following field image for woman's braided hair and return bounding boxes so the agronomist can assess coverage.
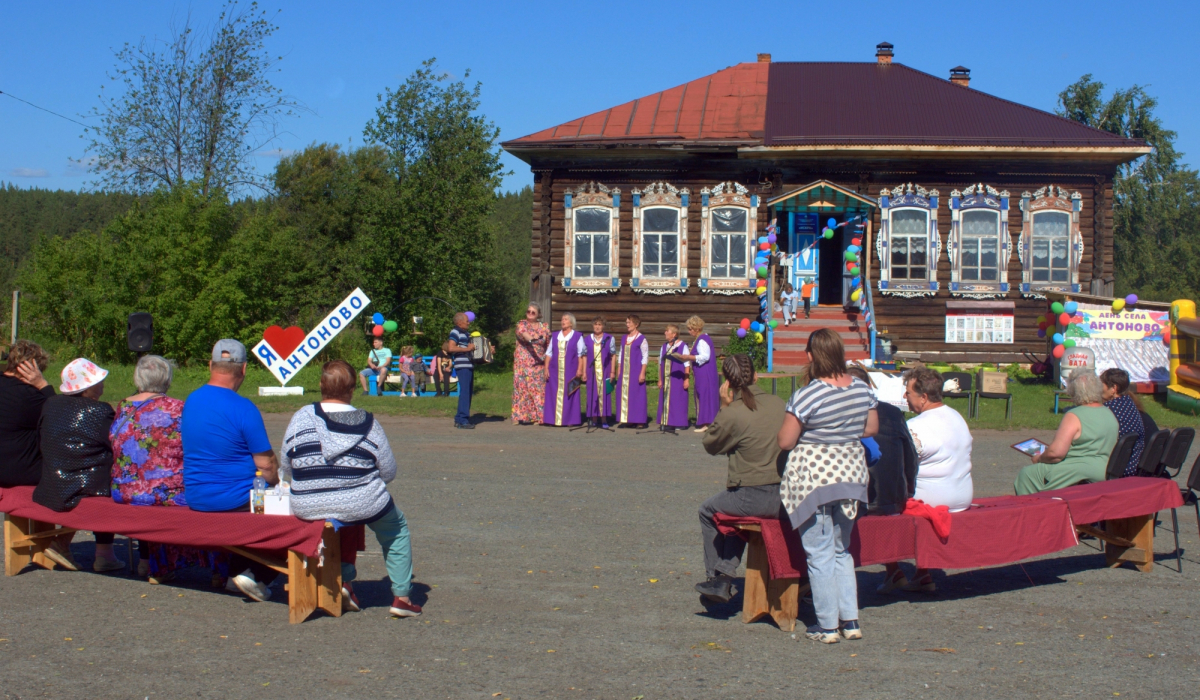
[721,353,757,411]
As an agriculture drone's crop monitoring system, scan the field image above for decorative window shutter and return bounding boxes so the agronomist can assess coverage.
[562,182,621,294]
[1017,185,1084,298]
[699,181,757,295]
[949,183,1010,299]
[631,182,689,295]
[877,183,940,298]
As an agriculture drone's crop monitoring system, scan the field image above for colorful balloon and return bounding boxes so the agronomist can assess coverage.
[1050,302,1064,315]
[1112,299,1126,313]
[372,325,384,337]
[1064,339,1077,348]
[756,266,768,278]
[1037,328,1046,339]
[844,251,858,262]
[372,312,384,325]
[851,238,862,246]
[823,229,834,240]
[755,332,764,344]
[1036,315,1047,325]
[1052,332,1064,345]
[827,218,837,229]
[465,311,476,322]
[1038,321,1048,331]
[1052,344,1065,359]
[1064,301,1078,315]
[1058,312,1071,327]
[759,243,771,251]
[847,245,861,253]
[849,265,860,275]
[382,320,398,332]
[736,328,747,338]
[768,320,779,329]
[1125,294,1138,306]
[739,318,751,330]
[767,233,777,244]
[850,288,862,302]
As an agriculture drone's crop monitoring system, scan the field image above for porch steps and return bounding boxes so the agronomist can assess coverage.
[770,307,871,371]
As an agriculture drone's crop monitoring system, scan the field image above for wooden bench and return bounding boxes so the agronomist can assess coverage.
[2,487,344,624]
[370,354,458,397]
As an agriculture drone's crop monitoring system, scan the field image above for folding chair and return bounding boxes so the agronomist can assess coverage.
[940,372,975,418]
[1135,429,1171,477]
[1154,428,1196,478]
[1105,433,1139,481]
[1160,450,1200,574]
[975,370,1013,421]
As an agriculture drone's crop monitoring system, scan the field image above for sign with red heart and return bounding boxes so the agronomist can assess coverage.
[262,325,306,359]
[252,288,371,385]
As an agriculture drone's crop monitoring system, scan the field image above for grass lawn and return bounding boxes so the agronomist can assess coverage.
[40,360,1200,431]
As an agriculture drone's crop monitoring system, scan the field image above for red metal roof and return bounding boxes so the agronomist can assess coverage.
[504,62,768,146]
[763,62,1139,148]
[503,60,1146,154]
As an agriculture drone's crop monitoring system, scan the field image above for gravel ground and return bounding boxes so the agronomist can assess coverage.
[2,415,1199,699]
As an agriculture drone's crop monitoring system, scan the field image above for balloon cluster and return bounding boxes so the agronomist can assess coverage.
[754,220,779,298]
[1036,301,1081,359]
[370,312,399,337]
[1112,293,1138,314]
[737,317,771,344]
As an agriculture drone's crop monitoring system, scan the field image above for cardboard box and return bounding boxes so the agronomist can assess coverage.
[978,371,1008,394]
[249,487,294,516]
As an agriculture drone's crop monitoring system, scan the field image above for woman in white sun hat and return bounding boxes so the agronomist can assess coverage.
[32,358,124,572]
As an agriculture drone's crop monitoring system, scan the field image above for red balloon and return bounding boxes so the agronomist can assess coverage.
[1052,344,1065,359]
[1037,321,1048,331]
[758,243,771,251]
[372,325,384,337]
[845,262,856,272]
[851,238,862,246]
[739,318,751,330]
[1058,312,1071,327]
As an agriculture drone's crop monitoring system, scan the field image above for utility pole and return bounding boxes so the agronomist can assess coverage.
[9,290,18,345]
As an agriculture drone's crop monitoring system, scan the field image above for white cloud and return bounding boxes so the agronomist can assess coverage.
[65,156,97,176]
[10,167,50,178]
[255,148,297,158]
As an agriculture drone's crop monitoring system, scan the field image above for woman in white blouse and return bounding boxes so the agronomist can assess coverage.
[878,366,973,594]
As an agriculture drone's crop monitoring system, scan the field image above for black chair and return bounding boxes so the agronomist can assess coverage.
[1105,433,1140,481]
[1155,427,1195,478]
[1160,450,1200,574]
[975,370,1013,421]
[941,372,975,418]
[1135,429,1171,477]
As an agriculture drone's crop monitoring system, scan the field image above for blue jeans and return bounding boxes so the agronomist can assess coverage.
[799,503,859,630]
[340,504,413,598]
[455,367,474,424]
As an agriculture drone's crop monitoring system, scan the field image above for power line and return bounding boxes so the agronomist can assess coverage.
[0,90,89,129]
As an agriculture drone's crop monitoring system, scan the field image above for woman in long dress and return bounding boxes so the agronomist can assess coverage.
[511,302,550,425]
[543,313,585,427]
[613,314,649,427]
[657,324,691,432]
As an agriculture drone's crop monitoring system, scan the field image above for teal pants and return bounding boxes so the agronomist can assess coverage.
[341,504,413,597]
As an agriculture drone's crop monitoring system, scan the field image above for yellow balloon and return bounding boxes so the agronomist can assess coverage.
[755,332,764,344]
[470,331,482,337]
[851,288,862,302]
[1112,299,1126,313]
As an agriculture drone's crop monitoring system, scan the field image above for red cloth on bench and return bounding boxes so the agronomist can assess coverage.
[1023,476,1183,524]
[0,486,326,558]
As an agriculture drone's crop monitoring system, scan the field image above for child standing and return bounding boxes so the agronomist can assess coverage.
[800,277,817,319]
[780,283,800,326]
[397,346,418,397]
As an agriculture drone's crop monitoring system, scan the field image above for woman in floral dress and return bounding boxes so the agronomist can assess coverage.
[512,302,550,424]
[110,355,227,584]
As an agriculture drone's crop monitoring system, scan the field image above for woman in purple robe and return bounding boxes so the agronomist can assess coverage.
[679,315,719,433]
[613,315,649,427]
[658,324,691,433]
[543,313,585,426]
[584,316,616,427]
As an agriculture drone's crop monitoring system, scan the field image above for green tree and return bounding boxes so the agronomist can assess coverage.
[1058,75,1200,300]
[84,0,300,195]
[358,58,508,345]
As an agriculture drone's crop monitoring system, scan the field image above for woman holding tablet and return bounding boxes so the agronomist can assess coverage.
[1014,368,1117,495]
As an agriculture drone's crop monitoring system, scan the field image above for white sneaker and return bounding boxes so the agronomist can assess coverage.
[232,570,272,602]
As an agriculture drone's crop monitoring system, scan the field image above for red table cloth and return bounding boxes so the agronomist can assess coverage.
[1,486,326,558]
[1023,476,1183,524]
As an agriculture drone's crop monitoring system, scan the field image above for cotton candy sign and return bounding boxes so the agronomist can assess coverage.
[252,288,371,385]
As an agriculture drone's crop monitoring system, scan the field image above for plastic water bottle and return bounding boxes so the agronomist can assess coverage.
[252,470,267,514]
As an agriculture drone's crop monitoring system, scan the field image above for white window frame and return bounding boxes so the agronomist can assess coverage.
[1018,185,1084,297]
[699,181,756,294]
[631,182,688,294]
[562,182,620,293]
[877,183,939,298]
[949,184,1010,298]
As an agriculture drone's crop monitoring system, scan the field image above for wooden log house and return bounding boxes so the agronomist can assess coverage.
[502,44,1149,370]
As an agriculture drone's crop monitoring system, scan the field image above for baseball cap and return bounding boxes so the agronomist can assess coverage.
[60,358,108,395]
[211,339,247,363]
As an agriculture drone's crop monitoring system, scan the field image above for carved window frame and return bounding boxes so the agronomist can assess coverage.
[949,184,1011,299]
[877,184,940,298]
[699,182,756,295]
[562,182,621,294]
[631,182,689,295]
[1018,185,1084,297]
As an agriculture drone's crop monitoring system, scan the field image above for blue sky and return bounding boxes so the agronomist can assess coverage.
[2,0,1197,194]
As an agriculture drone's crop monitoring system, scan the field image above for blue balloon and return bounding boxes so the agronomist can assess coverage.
[1052,332,1065,345]
[847,244,861,253]
[750,322,763,333]
[1064,301,1078,315]
[757,236,769,244]
[371,312,384,325]
[827,218,837,229]
[851,277,862,288]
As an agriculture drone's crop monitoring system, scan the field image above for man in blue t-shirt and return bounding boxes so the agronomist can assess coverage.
[446,313,476,429]
[181,338,281,602]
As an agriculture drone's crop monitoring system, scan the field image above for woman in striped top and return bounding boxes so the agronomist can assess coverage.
[777,328,878,644]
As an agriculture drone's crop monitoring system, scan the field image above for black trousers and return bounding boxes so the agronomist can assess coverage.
[433,372,451,396]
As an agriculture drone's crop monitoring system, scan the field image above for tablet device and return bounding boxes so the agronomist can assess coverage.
[1011,438,1048,457]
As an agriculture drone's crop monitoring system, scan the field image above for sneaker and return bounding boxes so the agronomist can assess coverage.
[93,555,126,573]
[232,570,272,602]
[694,575,734,603]
[876,568,907,594]
[342,583,361,612]
[137,560,150,578]
[44,540,79,571]
[389,597,422,617]
[840,620,863,640]
[225,576,241,594]
[455,422,475,430]
[901,572,936,593]
[805,624,840,644]
[693,426,708,433]
[148,571,175,585]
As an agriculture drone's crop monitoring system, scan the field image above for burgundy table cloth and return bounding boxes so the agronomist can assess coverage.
[1023,476,1184,524]
[1,486,327,558]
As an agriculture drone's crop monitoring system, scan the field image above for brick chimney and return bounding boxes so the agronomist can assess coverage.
[876,42,893,65]
[757,53,772,63]
[950,66,971,87]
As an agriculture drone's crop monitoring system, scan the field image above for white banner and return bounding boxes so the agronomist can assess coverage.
[252,288,371,385]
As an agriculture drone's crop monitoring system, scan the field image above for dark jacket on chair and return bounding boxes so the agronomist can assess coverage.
[867,402,918,515]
